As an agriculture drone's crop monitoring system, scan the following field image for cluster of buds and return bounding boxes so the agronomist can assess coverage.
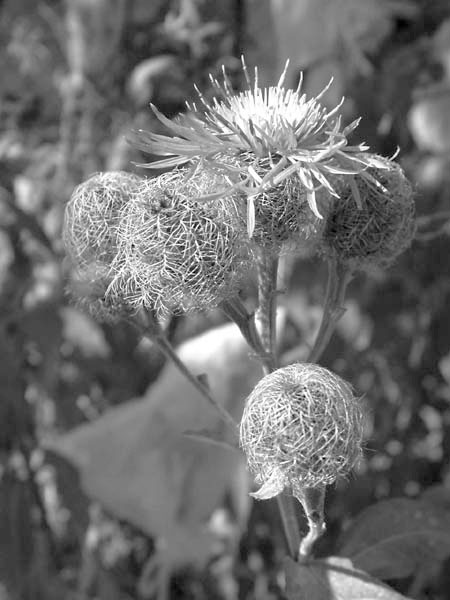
[64,61,417,322]
[63,168,252,320]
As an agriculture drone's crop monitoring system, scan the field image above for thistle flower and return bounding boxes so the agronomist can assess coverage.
[63,171,142,269]
[322,157,416,270]
[134,59,384,236]
[240,363,364,499]
[110,169,253,317]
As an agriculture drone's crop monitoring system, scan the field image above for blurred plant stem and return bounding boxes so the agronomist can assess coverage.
[129,312,239,437]
[308,256,353,364]
[256,251,279,373]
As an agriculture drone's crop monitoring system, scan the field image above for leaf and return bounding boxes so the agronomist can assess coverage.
[0,476,34,596]
[250,469,285,500]
[284,556,411,600]
[338,498,450,580]
[48,322,262,568]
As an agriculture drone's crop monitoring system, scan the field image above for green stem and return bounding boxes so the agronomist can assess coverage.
[294,486,326,558]
[277,493,301,559]
[308,256,353,364]
[256,252,279,374]
[220,297,273,373]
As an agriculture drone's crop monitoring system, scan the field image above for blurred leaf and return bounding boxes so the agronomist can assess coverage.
[420,484,450,511]
[271,0,416,75]
[126,55,179,106]
[0,476,34,596]
[49,322,261,568]
[284,556,411,600]
[408,87,450,153]
[338,498,450,579]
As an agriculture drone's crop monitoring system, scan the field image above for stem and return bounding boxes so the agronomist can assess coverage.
[154,333,238,434]
[308,256,353,364]
[220,297,273,373]
[277,494,301,559]
[294,486,326,558]
[127,313,239,438]
[252,251,300,559]
[256,252,279,374]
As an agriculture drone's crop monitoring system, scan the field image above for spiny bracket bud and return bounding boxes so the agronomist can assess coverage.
[239,363,364,499]
[63,170,142,269]
[111,168,254,317]
[322,158,415,270]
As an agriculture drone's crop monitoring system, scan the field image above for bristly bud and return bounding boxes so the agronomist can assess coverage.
[322,157,416,270]
[110,168,254,317]
[63,171,142,270]
[239,363,364,499]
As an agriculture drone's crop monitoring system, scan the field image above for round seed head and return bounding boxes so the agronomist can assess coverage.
[63,171,142,269]
[113,169,253,317]
[240,363,364,498]
[322,158,415,270]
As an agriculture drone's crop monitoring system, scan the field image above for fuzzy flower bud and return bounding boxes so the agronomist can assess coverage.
[110,169,253,317]
[322,157,415,270]
[63,171,142,269]
[240,363,364,499]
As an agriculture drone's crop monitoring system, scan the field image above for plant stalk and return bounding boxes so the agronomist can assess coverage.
[128,313,239,438]
[308,256,353,364]
[256,252,279,374]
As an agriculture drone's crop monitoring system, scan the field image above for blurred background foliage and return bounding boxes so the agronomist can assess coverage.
[1,0,450,598]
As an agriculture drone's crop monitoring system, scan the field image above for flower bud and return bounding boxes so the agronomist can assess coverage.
[240,363,364,499]
[114,169,253,317]
[322,158,415,270]
[63,171,142,269]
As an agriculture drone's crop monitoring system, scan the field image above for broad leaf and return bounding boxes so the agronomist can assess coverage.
[48,322,262,568]
[338,498,450,580]
[284,556,411,600]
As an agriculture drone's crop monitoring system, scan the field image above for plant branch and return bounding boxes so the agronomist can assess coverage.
[255,251,279,374]
[277,493,302,558]
[308,256,353,364]
[127,312,239,438]
[220,297,273,373]
[294,486,326,558]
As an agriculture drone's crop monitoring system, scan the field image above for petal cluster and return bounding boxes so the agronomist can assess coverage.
[135,60,384,229]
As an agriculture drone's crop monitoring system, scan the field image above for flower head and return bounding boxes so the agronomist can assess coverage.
[63,171,142,269]
[240,363,364,499]
[135,59,383,234]
[322,156,416,270]
[110,169,253,317]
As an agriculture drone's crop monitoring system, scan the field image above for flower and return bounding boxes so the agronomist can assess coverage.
[109,168,253,317]
[134,59,383,235]
[239,363,364,498]
[322,156,416,270]
[63,171,142,269]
